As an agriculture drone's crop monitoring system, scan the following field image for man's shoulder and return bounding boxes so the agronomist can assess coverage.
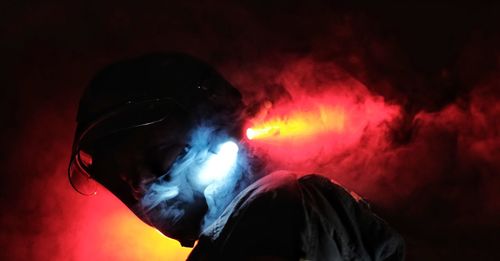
[246,170,300,194]
[220,171,301,221]
[194,171,305,260]
[200,171,303,243]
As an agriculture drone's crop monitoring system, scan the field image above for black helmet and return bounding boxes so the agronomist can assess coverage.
[68,53,244,195]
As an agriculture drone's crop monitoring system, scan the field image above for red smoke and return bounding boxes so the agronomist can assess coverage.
[3,50,499,261]
[237,57,500,222]
[244,58,401,173]
[2,1,500,261]
[5,55,498,261]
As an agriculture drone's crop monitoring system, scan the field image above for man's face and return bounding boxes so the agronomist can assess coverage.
[88,119,208,246]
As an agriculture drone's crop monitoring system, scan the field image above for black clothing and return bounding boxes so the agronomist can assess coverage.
[188,171,404,261]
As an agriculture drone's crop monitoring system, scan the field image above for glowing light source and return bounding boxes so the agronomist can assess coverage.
[246,127,278,140]
[246,106,345,141]
[196,141,239,186]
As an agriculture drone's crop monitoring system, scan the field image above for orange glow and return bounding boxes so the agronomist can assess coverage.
[98,211,191,260]
[76,189,191,261]
[246,106,345,141]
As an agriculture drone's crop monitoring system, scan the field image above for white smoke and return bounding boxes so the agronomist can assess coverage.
[138,123,252,235]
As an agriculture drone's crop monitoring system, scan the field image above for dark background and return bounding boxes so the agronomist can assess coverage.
[1,1,499,260]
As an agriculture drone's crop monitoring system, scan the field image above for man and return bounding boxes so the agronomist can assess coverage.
[68,53,404,260]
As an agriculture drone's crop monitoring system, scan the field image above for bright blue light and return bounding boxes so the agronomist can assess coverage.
[197,141,239,186]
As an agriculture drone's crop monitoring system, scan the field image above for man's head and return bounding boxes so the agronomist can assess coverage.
[68,53,245,246]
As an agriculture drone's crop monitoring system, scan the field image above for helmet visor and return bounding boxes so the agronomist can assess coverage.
[69,149,98,195]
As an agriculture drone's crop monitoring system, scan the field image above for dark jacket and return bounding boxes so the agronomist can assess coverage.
[188,171,405,261]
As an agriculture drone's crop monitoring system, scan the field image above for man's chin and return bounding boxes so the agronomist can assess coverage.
[160,228,199,248]
[178,237,196,247]
[169,231,198,247]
